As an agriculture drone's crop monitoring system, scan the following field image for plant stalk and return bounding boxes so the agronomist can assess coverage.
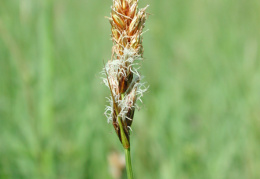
[125,147,133,179]
[117,116,133,178]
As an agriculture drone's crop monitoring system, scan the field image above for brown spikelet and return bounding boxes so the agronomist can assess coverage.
[110,0,148,57]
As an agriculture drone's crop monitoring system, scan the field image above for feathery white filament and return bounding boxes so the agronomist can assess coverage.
[103,45,148,123]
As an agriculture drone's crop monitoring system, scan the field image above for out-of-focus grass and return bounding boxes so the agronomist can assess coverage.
[0,0,260,178]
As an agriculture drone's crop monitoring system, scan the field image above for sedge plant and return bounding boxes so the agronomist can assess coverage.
[102,0,149,178]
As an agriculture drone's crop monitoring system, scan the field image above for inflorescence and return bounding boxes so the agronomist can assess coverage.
[102,0,149,145]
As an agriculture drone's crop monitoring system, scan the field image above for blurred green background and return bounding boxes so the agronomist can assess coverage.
[1,0,260,178]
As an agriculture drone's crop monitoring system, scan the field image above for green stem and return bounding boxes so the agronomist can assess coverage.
[125,148,133,179]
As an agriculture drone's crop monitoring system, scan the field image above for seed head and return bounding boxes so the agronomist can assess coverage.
[103,0,149,145]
